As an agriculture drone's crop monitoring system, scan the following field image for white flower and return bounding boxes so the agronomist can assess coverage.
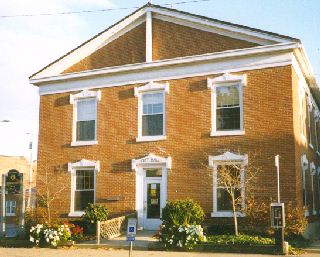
[30,236,34,242]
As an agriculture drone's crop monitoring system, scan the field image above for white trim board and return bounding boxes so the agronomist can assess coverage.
[37,51,293,96]
[32,42,297,84]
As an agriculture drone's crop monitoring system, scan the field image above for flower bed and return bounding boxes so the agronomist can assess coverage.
[206,234,274,245]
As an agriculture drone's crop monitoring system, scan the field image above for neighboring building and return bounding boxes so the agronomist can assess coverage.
[30,4,320,230]
[0,155,37,236]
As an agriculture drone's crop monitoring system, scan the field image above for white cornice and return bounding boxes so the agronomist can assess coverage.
[134,81,169,96]
[68,159,100,173]
[207,73,246,89]
[209,152,248,167]
[70,89,101,104]
[132,153,172,172]
[31,42,297,86]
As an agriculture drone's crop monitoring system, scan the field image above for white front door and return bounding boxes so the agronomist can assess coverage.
[141,167,167,230]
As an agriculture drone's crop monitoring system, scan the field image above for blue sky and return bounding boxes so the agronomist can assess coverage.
[0,0,319,159]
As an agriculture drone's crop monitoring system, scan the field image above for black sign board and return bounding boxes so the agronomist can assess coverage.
[5,169,22,194]
[270,203,285,228]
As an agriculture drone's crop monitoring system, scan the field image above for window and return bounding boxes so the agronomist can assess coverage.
[310,164,316,215]
[299,87,307,139]
[216,165,242,212]
[142,93,164,136]
[315,117,320,154]
[74,170,94,212]
[134,82,169,142]
[307,104,313,148]
[209,152,248,217]
[5,201,16,216]
[208,73,246,137]
[216,85,240,131]
[301,155,308,210]
[68,159,100,216]
[70,90,101,146]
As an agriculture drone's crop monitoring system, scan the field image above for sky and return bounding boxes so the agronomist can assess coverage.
[0,0,319,160]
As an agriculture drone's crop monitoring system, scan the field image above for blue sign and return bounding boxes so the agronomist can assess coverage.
[129,227,135,233]
[127,236,135,242]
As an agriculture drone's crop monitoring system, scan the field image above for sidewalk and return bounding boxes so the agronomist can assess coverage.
[77,230,163,250]
[305,240,320,254]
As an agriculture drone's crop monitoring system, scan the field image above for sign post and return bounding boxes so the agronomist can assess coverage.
[272,155,286,254]
[127,218,137,257]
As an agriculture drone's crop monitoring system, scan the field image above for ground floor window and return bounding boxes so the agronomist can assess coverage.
[5,201,16,216]
[74,170,95,212]
[209,152,247,217]
[68,159,100,216]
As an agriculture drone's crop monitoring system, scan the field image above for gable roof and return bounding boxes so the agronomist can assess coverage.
[29,3,299,80]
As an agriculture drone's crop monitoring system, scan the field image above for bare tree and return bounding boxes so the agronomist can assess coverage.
[202,151,261,236]
[36,168,66,226]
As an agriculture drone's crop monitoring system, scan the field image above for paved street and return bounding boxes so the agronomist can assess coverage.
[0,248,319,257]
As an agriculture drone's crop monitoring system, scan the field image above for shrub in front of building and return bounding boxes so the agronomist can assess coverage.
[160,199,206,249]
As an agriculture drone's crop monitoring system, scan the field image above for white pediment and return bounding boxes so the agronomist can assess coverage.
[207,73,246,89]
[132,153,172,171]
[68,159,100,172]
[310,162,316,175]
[70,89,101,104]
[209,151,248,167]
[301,154,308,168]
[134,81,169,97]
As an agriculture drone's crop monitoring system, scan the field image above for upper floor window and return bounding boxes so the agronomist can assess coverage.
[315,117,320,154]
[208,73,246,137]
[301,155,308,214]
[5,200,16,216]
[142,93,164,136]
[70,90,101,146]
[134,81,169,142]
[299,85,307,140]
[307,102,313,148]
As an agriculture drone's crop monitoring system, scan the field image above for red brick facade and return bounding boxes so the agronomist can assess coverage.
[34,6,320,226]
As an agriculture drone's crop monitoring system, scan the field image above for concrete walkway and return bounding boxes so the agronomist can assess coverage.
[77,230,161,250]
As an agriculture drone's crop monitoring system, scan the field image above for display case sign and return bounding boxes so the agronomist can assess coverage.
[270,203,285,228]
[5,169,22,194]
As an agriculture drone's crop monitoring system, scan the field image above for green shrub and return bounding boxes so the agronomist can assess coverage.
[160,199,205,249]
[207,234,274,245]
[161,199,205,226]
[82,203,108,224]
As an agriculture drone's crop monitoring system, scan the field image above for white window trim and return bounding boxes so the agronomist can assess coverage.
[207,73,246,137]
[70,90,101,147]
[68,159,100,217]
[310,162,316,215]
[301,155,308,214]
[208,151,248,217]
[5,201,16,216]
[299,84,307,142]
[315,115,320,154]
[307,101,313,149]
[134,81,169,142]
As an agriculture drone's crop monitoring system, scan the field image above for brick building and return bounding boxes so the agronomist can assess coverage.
[30,4,320,231]
[0,156,37,236]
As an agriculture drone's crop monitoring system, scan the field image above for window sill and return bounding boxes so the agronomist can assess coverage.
[71,141,98,147]
[136,135,167,142]
[313,210,317,215]
[210,130,245,137]
[68,211,85,217]
[211,211,245,218]
[316,151,320,157]
[309,143,314,149]
[304,210,309,217]
[5,213,15,217]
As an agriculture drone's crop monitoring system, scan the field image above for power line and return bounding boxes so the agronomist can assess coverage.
[0,0,211,18]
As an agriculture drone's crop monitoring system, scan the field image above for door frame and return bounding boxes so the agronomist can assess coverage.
[132,154,171,230]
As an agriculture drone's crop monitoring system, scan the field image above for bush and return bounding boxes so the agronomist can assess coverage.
[82,203,109,224]
[161,199,205,226]
[207,234,274,245]
[245,197,307,238]
[160,199,205,249]
[160,224,206,249]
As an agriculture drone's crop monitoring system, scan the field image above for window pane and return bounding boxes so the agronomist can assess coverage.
[77,99,96,121]
[76,170,94,190]
[77,120,95,141]
[146,169,162,177]
[142,93,163,115]
[216,107,240,130]
[216,85,239,108]
[217,188,241,211]
[74,190,94,211]
[142,114,163,136]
